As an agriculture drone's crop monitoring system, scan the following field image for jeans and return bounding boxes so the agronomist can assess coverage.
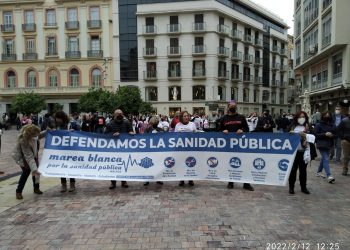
[16,167,39,193]
[330,138,342,162]
[317,148,332,177]
[289,151,308,190]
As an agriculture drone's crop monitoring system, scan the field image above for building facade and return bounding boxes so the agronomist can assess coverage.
[0,0,113,115]
[294,0,350,114]
[113,0,290,116]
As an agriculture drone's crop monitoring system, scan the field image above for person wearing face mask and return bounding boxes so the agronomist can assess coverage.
[276,112,291,133]
[256,110,276,132]
[288,111,315,195]
[105,109,135,189]
[12,124,47,199]
[175,111,197,186]
[220,101,254,191]
[53,111,77,193]
[314,111,336,183]
[330,106,345,163]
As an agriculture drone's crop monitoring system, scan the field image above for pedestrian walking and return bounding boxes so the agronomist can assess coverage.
[12,124,46,199]
[314,111,336,183]
[330,106,345,163]
[220,100,254,191]
[337,114,350,176]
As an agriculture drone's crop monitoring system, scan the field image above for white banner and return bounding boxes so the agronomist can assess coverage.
[39,131,300,186]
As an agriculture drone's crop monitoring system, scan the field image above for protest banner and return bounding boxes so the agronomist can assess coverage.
[39,131,300,186]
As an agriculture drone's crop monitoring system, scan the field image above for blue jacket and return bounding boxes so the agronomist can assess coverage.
[314,121,336,149]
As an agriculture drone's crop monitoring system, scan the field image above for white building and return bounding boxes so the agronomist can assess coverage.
[294,0,350,112]
[112,0,290,117]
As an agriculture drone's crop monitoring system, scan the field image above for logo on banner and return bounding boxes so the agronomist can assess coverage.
[278,159,289,171]
[139,157,154,168]
[229,157,241,168]
[164,157,175,168]
[253,158,265,170]
[185,157,197,168]
[207,157,218,168]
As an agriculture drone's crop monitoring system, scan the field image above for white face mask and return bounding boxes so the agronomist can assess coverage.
[298,117,306,125]
[335,110,341,115]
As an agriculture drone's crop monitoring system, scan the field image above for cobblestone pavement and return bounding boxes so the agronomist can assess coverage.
[0,129,350,249]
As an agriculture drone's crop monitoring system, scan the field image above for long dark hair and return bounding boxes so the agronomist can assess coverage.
[292,111,309,126]
[321,111,333,123]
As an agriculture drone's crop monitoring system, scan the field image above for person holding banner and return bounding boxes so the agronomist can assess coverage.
[288,111,314,195]
[175,111,197,186]
[220,100,254,191]
[105,109,135,189]
[12,125,46,199]
[54,111,77,193]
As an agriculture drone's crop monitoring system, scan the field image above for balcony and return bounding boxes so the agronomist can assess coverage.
[46,51,58,57]
[254,57,263,66]
[217,24,230,36]
[144,70,157,81]
[218,70,229,80]
[231,29,242,40]
[243,54,253,64]
[272,46,280,54]
[143,47,157,58]
[280,65,288,72]
[254,38,263,47]
[254,76,262,85]
[192,45,206,56]
[271,80,280,87]
[231,73,242,82]
[44,22,57,27]
[168,70,181,80]
[231,51,242,61]
[322,35,331,49]
[280,48,287,57]
[243,34,253,44]
[1,53,16,61]
[217,47,229,57]
[1,24,15,33]
[65,51,81,59]
[65,21,79,30]
[167,46,181,57]
[192,22,206,32]
[243,75,253,83]
[280,81,288,88]
[323,0,332,10]
[87,20,102,29]
[143,25,157,35]
[87,50,103,58]
[167,24,181,34]
[23,53,38,60]
[192,68,206,79]
[22,23,36,32]
[272,63,280,71]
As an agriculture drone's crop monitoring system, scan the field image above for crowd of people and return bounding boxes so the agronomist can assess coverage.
[11,102,350,199]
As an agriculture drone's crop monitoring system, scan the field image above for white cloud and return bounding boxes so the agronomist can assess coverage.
[250,0,294,35]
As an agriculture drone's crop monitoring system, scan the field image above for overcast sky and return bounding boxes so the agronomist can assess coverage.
[250,0,294,35]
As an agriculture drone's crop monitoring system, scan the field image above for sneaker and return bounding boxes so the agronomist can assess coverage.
[301,188,310,194]
[316,172,326,178]
[327,176,335,183]
[16,192,23,200]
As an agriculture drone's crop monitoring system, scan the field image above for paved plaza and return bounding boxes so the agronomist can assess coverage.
[0,128,350,249]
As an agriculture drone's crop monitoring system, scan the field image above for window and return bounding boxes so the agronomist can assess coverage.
[145,17,154,33]
[24,10,34,24]
[304,26,318,60]
[262,90,270,102]
[193,60,205,76]
[194,14,203,23]
[195,37,204,45]
[67,8,78,22]
[218,61,226,77]
[90,36,100,50]
[70,68,80,87]
[322,12,332,48]
[145,87,158,101]
[232,64,239,79]
[243,88,249,102]
[333,53,342,80]
[6,70,16,88]
[4,39,14,54]
[91,68,102,87]
[218,86,226,100]
[146,62,156,78]
[47,37,56,55]
[27,70,37,87]
[271,92,276,104]
[193,85,205,100]
[3,11,13,25]
[280,92,285,104]
[169,86,181,101]
[90,7,100,20]
[48,70,58,87]
[26,38,35,53]
[46,9,56,26]
[304,0,319,28]
[168,61,181,77]
[231,87,238,101]
[68,36,79,51]
[254,90,259,102]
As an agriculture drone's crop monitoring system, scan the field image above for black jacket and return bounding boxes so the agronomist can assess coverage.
[314,121,336,149]
[219,114,249,132]
[105,119,133,134]
[337,117,350,142]
[256,115,276,132]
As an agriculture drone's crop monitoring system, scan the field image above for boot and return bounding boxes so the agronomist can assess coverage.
[60,183,67,193]
[68,182,76,192]
[16,192,23,200]
[34,184,43,195]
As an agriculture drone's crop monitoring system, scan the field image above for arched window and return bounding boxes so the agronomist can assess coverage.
[27,70,36,87]
[7,70,16,88]
[70,68,79,87]
[48,70,58,87]
[91,68,102,87]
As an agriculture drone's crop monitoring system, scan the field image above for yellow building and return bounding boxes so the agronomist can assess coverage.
[0,0,113,115]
